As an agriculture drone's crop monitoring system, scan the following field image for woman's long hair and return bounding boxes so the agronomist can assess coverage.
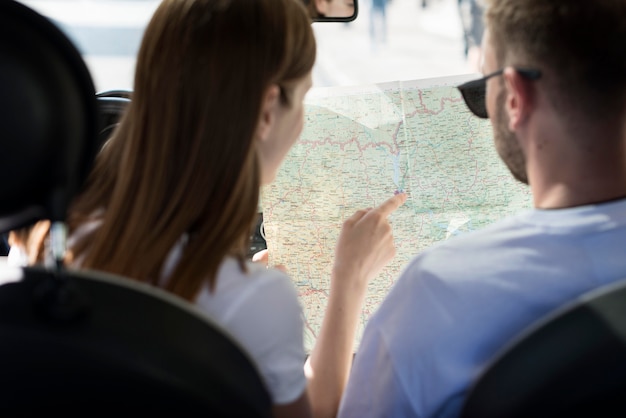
[68,0,316,301]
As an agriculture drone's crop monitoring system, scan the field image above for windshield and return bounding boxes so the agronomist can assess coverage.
[313,0,476,86]
[19,0,157,91]
[19,0,476,91]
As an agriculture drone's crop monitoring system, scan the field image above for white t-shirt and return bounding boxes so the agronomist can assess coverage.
[6,245,28,266]
[162,241,307,405]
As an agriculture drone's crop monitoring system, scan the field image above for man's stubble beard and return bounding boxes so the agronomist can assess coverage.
[493,89,529,185]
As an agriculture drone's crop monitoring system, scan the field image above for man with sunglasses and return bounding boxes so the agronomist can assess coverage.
[339,0,626,417]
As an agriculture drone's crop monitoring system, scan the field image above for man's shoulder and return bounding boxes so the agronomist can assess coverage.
[403,211,530,274]
[369,211,539,330]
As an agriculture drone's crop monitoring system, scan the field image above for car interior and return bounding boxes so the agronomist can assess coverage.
[1,0,625,414]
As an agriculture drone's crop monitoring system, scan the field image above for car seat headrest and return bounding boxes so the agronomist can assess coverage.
[96,94,131,148]
[0,0,98,233]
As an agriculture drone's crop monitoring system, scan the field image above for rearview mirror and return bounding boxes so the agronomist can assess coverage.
[304,0,358,22]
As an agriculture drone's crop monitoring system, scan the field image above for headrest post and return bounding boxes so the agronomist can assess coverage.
[50,221,67,272]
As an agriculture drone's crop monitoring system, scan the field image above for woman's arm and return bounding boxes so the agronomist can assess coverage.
[306,193,407,418]
[273,392,313,418]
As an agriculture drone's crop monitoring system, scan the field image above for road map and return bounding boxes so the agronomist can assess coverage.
[261,75,533,352]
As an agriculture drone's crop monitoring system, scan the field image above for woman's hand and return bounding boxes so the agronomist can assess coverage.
[252,248,286,273]
[332,192,407,290]
[251,248,269,265]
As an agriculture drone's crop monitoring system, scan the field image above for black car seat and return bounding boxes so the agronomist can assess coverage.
[460,278,626,418]
[96,90,131,147]
[0,1,271,415]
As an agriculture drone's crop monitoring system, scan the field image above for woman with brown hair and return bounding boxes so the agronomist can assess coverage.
[61,0,405,416]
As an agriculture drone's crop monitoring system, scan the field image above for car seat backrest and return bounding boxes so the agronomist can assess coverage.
[460,277,626,418]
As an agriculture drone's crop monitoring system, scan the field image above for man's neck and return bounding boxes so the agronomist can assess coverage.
[528,141,626,210]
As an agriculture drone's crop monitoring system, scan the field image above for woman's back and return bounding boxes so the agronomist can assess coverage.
[67,0,316,411]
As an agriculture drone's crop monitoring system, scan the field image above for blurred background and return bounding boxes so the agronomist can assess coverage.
[19,0,483,91]
[313,0,483,86]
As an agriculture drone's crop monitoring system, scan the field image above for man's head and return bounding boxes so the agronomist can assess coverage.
[484,0,626,122]
[471,0,626,188]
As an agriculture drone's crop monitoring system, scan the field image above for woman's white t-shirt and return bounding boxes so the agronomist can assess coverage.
[166,252,307,405]
[154,234,308,405]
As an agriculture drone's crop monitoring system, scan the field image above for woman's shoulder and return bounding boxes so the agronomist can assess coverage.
[214,257,298,299]
[207,258,306,406]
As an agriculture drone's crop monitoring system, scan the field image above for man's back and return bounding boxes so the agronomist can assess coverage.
[339,198,626,417]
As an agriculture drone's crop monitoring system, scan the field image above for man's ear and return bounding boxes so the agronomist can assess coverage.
[503,68,534,131]
[256,85,280,143]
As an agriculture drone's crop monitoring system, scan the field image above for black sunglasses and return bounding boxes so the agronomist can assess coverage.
[457,68,542,119]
